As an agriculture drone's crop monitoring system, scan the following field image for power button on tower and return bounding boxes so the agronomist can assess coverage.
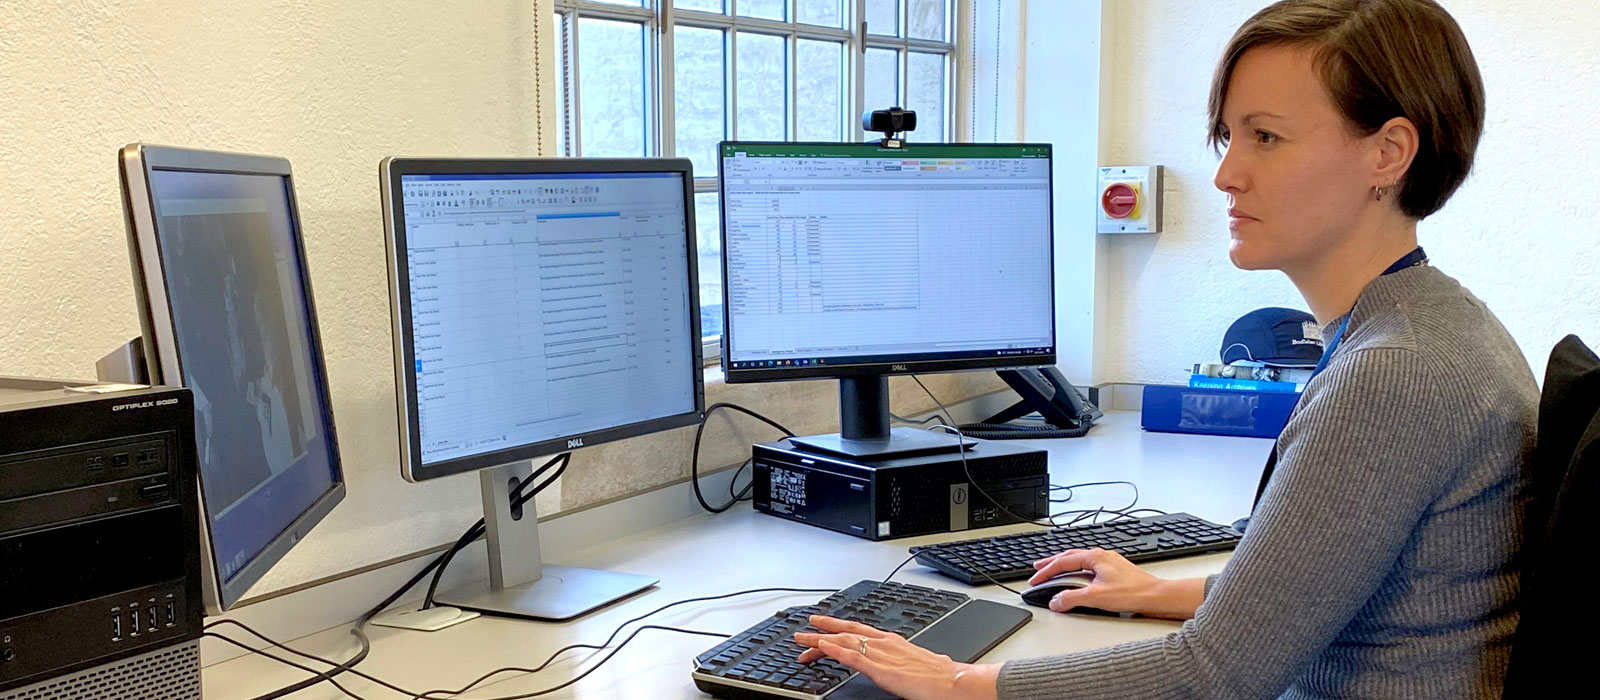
[2,647,16,663]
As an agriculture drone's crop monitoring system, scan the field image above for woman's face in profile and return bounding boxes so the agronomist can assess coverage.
[1213,44,1377,273]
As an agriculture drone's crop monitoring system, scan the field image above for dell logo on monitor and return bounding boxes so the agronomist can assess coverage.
[567,438,585,449]
[891,364,909,372]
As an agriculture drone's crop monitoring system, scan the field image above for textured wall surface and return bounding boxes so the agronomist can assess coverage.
[1099,0,1600,384]
[0,0,557,596]
[0,1,1006,598]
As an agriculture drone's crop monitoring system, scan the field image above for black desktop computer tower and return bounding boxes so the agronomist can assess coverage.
[0,381,204,700]
[751,438,1049,540]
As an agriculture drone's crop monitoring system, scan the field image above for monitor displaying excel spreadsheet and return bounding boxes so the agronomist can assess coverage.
[382,158,705,482]
[717,142,1055,382]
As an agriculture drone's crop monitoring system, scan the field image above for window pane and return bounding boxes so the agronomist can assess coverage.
[735,33,787,140]
[864,48,900,113]
[796,0,842,27]
[578,18,647,157]
[675,0,724,12]
[554,13,569,156]
[908,0,945,40]
[590,0,644,5]
[907,52,945,140]
[674,26,725,177]
[737,0,785,20]
[866,0,900,36]
[796,40,844,141]
[695,192,724,340]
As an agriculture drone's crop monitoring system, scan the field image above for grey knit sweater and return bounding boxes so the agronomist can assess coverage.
[998,265,1538,700]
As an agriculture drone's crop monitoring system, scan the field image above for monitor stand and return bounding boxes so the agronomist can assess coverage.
[96,338,150,384]
[787,375,976,460]
[431,460,657,621]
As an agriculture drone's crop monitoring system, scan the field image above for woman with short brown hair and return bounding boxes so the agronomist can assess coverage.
[792,2,1537,698]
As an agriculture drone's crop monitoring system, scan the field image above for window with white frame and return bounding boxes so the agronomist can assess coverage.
[552,0,963,352]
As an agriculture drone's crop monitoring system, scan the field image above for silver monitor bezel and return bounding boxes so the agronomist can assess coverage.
[119,143,347,614]
[380,157,707,484]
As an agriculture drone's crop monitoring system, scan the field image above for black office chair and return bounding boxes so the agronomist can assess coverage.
[1502,335,1600,697]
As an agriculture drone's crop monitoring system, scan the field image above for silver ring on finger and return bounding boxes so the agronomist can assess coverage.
[857,636,869,658]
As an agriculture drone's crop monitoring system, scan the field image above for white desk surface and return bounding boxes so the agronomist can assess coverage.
[202,412,1272,700]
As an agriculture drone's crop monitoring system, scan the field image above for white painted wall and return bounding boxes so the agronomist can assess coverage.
[1093,0,1600,385]
[0,0,557,597]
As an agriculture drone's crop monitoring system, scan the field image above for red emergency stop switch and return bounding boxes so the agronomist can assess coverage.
[1101,182,1139,219]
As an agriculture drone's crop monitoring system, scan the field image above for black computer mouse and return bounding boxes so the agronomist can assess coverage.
[1019,573,1129,617]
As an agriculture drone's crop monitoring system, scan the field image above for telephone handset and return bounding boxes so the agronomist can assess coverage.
[957,366,1102,439]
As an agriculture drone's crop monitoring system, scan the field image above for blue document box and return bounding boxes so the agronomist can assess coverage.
[1140,384,1301,439]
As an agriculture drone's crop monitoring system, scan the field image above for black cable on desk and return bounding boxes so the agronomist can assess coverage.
[418,624,732,700]
[890,410,948,427]
[206,623,729,700]
[208,587,838,700]
[205,632,373,700]
[414,586,835,699]
[692,402,795,514]
[728,458,755,503]
[205,604,372,700]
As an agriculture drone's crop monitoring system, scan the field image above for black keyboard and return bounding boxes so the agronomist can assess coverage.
[691,580,1030,699]
[910,512,1242,585]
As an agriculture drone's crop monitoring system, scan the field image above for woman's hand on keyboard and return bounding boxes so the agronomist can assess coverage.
[1030,548,1204,620]
[793,615,1000,700]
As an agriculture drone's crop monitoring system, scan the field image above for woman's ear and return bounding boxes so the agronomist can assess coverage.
[1372,116,1419,189]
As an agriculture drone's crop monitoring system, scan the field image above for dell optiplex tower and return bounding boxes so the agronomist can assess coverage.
[0,382,204,700]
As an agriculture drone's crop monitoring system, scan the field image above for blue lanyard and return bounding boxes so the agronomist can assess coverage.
[1309,246,1428,379]
[1250,245,1431,515]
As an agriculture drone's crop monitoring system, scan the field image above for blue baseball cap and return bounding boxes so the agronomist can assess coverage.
[1220,307,1324,368]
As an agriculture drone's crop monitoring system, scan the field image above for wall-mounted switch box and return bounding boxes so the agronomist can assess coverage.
[1097,165,1162,234]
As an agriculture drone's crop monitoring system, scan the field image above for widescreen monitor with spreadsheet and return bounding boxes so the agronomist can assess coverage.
[381,158,706,483]
[717,142,1056,384]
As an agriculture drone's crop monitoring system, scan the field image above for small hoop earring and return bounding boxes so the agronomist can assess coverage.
[1374,183,1396,202]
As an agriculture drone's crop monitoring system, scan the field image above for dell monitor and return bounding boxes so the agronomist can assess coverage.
[114,144,346,613]
[381,157,704,620]
[718,142,1056,458]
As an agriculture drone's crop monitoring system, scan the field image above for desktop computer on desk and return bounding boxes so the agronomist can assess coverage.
[0,382,203,700]
[717,142,1057,539]
[750,439,1048,540]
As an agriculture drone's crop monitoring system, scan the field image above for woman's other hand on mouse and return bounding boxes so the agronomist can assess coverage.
[1030,548,1206,620]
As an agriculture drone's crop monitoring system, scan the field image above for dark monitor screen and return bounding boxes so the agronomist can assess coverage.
[123,145,345,612]
[148,169,339,585]
[717,142,1056,381]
